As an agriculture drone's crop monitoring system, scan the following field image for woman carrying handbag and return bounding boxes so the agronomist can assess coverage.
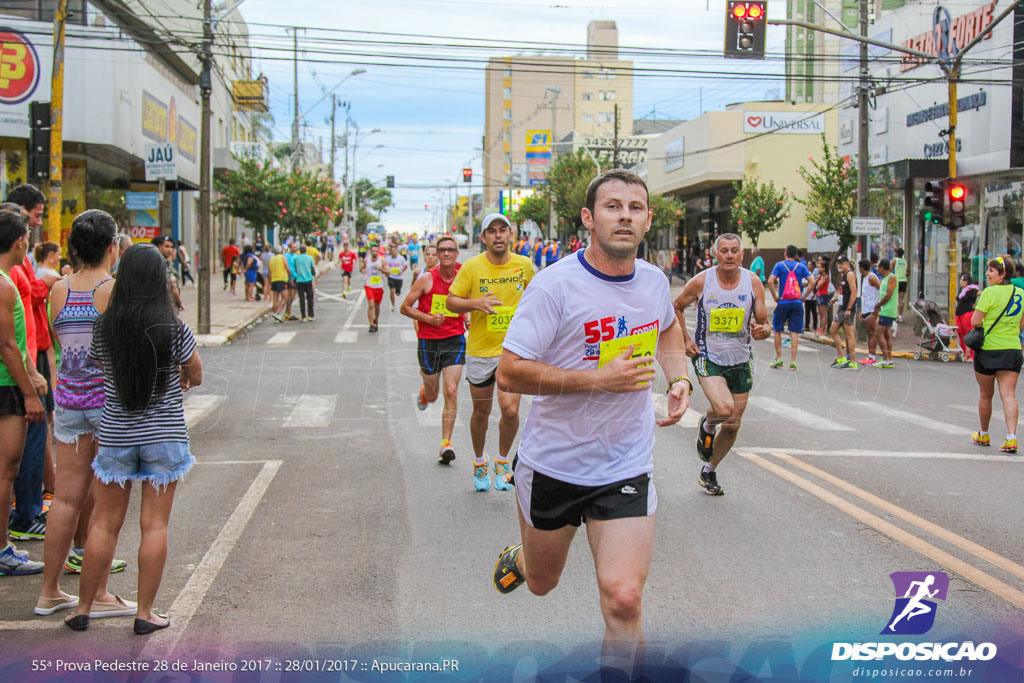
[968,257,1024,453]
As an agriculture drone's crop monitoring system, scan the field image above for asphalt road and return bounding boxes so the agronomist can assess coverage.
[2,262,1022,680]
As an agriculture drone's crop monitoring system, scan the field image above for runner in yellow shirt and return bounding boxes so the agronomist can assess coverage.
[447,214,535,492]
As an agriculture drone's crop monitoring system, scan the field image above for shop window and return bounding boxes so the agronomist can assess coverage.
[582,92,593,101]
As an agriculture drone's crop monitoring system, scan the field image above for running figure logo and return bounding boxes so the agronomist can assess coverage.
[881,571,949,635]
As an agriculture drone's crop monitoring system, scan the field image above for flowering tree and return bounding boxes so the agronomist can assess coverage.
[278,169,345,235]
[797,135,858,252]
[730,176,791,247]
[214,158,287,240]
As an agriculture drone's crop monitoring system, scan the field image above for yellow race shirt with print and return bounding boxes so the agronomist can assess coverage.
[449,253,535,357]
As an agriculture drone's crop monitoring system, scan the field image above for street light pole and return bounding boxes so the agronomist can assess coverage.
[547,89,558,239]
[45,0,67,246]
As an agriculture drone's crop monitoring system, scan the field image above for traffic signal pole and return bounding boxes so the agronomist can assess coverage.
[45,0,67,245]
[770,0,1022,336]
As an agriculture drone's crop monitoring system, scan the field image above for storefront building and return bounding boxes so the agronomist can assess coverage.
[646,101,837,269]
[0,5,264,261]
[836,1,1024,312]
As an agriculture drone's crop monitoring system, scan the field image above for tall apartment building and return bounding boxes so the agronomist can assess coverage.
[785,0,842,104]
[483,21,633,211]
[785,0,908,105]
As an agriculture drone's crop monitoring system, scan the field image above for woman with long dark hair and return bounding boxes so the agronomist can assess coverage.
[36,211,133,619]
[64,243,202,634]
[971,256,1024,453]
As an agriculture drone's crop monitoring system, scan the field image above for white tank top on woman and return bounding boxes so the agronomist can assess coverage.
[694,266,754,366]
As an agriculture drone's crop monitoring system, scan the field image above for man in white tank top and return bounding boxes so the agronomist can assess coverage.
[673,233,770,496]
[858,259,881,365]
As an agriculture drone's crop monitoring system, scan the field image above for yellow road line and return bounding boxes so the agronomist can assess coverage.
[737,451,1024,611]
[772,451,1024,583]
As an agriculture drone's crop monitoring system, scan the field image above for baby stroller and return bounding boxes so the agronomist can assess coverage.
[908,299,959,362]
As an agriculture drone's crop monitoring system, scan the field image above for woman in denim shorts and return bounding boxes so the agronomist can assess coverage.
[37,211,131,619]
[64,243,203,635]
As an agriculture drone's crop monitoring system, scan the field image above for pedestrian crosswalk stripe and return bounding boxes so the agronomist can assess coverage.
[400,329,417,343]
[334,331,358,344]
[266,332,296,345]
[183,394,226,428]
[283,395,337,428]
[748,395,854,431]
[846,400,963,436]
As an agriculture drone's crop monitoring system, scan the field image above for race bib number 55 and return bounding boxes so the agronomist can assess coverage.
[709,307,743,333]
[487,306,515,331]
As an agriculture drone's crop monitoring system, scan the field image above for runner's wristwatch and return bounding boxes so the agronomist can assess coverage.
[667,375,693,395]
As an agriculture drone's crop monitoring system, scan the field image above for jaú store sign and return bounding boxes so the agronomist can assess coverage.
[900,3,996,71]
[0,29,40,105]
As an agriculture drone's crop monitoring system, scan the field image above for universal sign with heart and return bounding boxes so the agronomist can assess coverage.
[743,111,825,135]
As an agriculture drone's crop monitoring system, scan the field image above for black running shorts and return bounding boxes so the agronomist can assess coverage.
[0,385,26,417]
[974,348,1023,376]
[417,335,466,375]
[388,277,403,294]
[512,455,656,531]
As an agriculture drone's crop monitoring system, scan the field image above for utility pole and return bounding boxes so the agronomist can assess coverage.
[45,0,67,245]
[856,0,869,260]
[290,28,299,172]
[343,114,351,234]
[197,0,213,334]
[547,91,558,239]
[613,103,620,170]
[329,94,336,181]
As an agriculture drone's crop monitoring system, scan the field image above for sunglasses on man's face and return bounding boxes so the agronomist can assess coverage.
[436,247,457,254]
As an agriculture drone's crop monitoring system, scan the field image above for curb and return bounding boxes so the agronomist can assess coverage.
[799,331,927,360]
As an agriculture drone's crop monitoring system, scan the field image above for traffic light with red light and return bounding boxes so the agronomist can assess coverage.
[947,182,967,228]
[462,168,472,183]
[922,180,945,226]
[725,1,766,59]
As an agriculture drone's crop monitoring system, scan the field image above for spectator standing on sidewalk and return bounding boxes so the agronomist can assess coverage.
[893,247,909,320]
[64,243,202,634]
[858,259,881,365]
[749,248,765,283]
[875,259,898,368]
[0,207,46,576]
[293,245,317,322]
[220,239,239,291]
[36,210,130,617]
[955,274,980,361]
[814,255,832,335]
[829,255,860,369]
[767,245,814,370]
[970,256,1024,454]
[175,241,195,287]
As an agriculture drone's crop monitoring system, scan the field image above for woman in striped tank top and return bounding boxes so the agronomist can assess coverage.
[36,211,132,619]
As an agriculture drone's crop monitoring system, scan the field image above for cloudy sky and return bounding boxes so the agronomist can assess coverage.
[240,0,788,232]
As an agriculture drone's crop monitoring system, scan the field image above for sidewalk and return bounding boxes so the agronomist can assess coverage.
[667,275,955,362]
[182,260,336,346]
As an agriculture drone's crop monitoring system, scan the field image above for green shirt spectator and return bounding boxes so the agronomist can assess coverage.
[975,284,1024,351]
[750,250,766,282]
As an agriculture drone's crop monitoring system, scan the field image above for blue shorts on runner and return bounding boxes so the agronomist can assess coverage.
[773,301,804,333]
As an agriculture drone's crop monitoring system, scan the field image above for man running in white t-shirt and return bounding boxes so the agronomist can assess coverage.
[491,170,690,673]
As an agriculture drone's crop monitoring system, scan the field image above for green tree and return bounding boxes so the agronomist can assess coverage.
[797,135,858,252]
[547,150,600,232]
[730,176,791,247]
[214,158,287,239]
[648,193,685,244]
[85,187,130,229]
[511,188,550,229]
